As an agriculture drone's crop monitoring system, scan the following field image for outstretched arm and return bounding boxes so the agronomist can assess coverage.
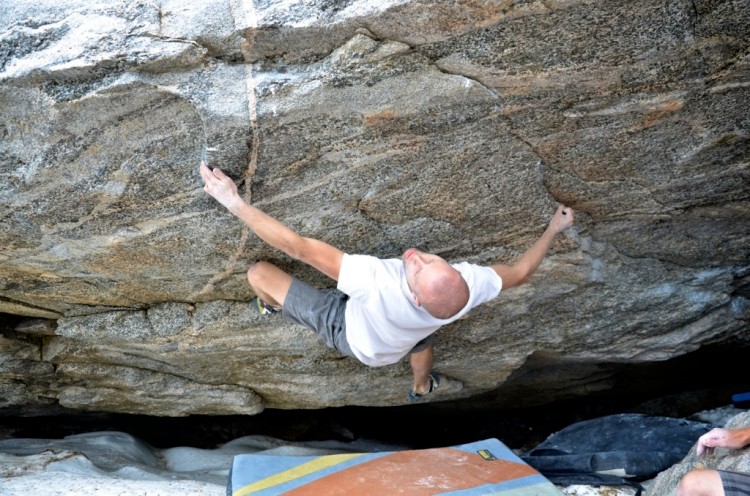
[199,162,344,281]
[491,205,574,289]
[697,427,750,456]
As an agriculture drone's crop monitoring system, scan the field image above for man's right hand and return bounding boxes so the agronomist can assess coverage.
[548,205,574,234]
[697,427,750,456]
[199,161,244,212]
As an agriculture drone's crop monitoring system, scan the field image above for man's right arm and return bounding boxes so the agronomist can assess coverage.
[200,162,344,281]
[697,426,750,456]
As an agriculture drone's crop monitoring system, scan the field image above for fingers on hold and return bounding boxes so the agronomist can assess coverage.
[557,204,572,217]
[212,168,227,180]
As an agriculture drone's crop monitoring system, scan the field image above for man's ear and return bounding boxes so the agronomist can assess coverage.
[411,292,421,307]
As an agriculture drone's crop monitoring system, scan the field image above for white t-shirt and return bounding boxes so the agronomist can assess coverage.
[337,254,503,367]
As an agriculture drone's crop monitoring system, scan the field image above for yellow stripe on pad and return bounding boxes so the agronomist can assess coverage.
[232,453,365,496]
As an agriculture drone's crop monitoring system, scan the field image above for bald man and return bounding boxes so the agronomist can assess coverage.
[199,162,574,401]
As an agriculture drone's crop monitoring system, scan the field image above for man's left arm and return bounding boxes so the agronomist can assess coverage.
[490,205,574,289]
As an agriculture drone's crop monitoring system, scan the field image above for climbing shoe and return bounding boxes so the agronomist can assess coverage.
[408,373,440,402]
[252,297,280,315]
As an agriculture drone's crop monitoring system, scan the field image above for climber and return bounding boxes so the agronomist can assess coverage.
[677,426,750,496]
[199,162,574,401]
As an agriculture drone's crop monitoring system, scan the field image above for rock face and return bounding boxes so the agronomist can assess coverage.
[0,0,748,416]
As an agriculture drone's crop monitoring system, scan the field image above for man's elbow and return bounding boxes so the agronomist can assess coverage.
[280,235,308,262]
[516,275,532,287]
[507,266,533,289]
[506,275,530,289]
[492,264,532,290]
[290,236,325,266]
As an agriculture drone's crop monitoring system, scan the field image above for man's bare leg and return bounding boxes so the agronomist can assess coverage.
[410,344,434,394]
[676,470,724,496]
[246,261,294,308]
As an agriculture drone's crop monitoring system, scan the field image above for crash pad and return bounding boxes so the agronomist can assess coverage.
[227,438,563,495]
[522,413,711,479]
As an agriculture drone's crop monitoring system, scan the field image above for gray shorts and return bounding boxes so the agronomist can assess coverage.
[282,278,435,360]
[282,278,355,358]
[719,470,750,496]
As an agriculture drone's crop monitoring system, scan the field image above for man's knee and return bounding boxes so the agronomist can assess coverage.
[676,472,693,496]
[677,470,720,496]
[677,470,700,496]
[246,261,276,288]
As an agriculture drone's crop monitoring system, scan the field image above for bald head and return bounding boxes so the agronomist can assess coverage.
[417,265,470,319]
[402,249,470,319]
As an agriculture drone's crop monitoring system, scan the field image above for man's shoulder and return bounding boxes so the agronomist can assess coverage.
[452,261,503,293]
[344,253,401,267]
[451,260,493,275]
[339,254,408,299]
[340,254,403,281]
